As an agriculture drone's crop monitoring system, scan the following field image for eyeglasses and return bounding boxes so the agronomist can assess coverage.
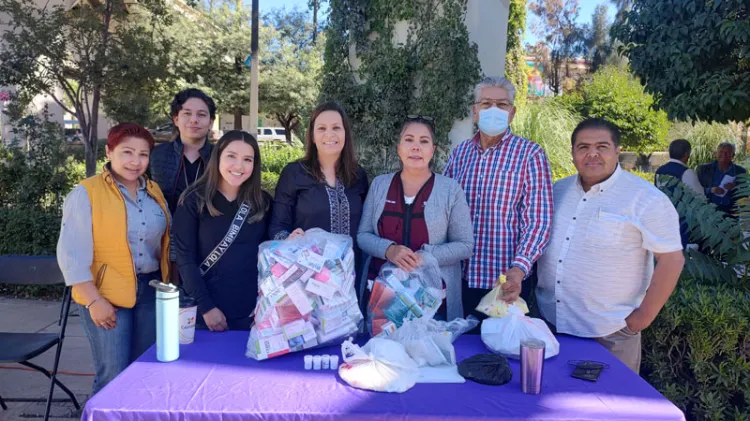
[406,114,436,133]
[475,99,514,111]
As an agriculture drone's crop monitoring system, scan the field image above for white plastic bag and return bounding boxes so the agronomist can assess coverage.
[367,251,446,337]
[481,306,560,359]
[338,338,419,393]
[246,229,363,360]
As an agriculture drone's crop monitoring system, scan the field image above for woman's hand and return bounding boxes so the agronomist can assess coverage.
[385,245,422,272]
[288,228,305,240]
[89,298,118,330]
[203,307,228,332]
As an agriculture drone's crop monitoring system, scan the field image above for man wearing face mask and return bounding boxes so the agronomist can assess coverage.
[444,76,553,328]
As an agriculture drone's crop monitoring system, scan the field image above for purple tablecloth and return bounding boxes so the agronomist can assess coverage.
[82,330,685,421]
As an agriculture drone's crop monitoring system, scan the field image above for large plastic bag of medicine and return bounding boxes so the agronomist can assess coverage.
[481,306,560,359]
[246,228,363,360]
[338,338,419,393]
[367,251,446,337]
[475,274,529,318]
[389,316,479,367]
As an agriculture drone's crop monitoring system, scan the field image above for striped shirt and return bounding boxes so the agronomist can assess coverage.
[444,130,553,289]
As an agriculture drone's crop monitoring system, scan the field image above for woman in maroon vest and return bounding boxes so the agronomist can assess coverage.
[358,116,474,322]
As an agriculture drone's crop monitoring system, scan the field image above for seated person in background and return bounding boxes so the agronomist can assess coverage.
[697,142,747,217]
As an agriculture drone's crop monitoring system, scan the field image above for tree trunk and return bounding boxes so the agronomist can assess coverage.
[234,107,243,130]
[312,0,319,44]
[78,107,97,177]
[276,112,297,145]
[83,0,113,177]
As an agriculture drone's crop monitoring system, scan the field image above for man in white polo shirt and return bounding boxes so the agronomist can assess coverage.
[536,118,685,373]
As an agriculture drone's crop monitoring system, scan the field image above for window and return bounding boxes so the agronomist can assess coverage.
[276,129,286,135]
[263,129,273,135]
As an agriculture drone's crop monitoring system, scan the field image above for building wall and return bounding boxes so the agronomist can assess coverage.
[451,0,510,147]
[1,0,120,146]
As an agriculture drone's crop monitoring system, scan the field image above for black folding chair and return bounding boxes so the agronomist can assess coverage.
[0,255,81,421]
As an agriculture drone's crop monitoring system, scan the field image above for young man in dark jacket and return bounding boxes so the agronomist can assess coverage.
[151,88,217,213]
[150,88,217,283]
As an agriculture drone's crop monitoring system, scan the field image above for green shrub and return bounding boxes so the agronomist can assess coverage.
[512,100,578,180]
[643,277,750,421]
[261,171,280,196]
[647,174,750,420]
[260,144,304,174]
[629,169,655,184]
[568,66,671,154]
[0,118,84,255]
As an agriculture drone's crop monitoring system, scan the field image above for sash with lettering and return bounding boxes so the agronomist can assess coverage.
[199,202,251,276]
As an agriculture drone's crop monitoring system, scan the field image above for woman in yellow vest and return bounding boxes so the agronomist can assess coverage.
[57,123,170,395]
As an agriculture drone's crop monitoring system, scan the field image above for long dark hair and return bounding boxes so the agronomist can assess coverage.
[301,101,360,187]
[179,130,268,223]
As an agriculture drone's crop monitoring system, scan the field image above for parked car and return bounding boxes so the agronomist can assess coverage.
[257,127,288,142]
[150,123,175,142]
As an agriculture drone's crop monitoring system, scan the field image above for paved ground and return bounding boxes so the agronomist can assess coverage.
[0,297,92,420]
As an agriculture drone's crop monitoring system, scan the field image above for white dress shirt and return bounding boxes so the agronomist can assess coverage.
[536,165,682,338]
[666,159,704,195]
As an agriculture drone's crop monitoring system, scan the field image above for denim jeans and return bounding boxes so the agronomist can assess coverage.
[80,272,159,395]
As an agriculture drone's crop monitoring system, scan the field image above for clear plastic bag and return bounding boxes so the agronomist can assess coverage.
[367,251,446,337]
[246,229,363,360]
[475,274,529,318]
[338,338,419,393]
[389,316,479,367]
[480,306,560,359]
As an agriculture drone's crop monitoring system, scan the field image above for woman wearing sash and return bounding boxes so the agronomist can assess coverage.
[357,116,473,322]
[57,123,170,394]
[269,102,369,302]
[173,131,271,331]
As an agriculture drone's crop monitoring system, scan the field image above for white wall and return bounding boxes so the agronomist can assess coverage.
[449,0,510,147]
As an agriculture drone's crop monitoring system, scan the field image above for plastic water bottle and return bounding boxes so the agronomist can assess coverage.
[149,280,180,362]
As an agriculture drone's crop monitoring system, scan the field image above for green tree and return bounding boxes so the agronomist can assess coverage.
[260,10,323,144]
[505,0,528,109]
[612,0,750,123]
[308,0,328,44]
[105,3,220,126]
[529,0,587,96]
[568,65,670,153]
[586,4,610,73]
[202,5,253,129]
[0,0,171,176]
[322,0,481,176]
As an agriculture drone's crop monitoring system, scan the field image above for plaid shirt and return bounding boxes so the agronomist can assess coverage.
[444,130,553,289]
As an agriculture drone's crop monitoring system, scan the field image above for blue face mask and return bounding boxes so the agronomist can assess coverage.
[478,107,509,137]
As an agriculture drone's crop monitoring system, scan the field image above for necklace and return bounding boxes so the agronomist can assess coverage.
[184,157,202,187]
